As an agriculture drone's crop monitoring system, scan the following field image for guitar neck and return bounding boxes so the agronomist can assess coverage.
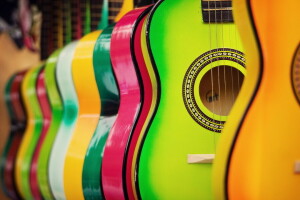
[81,0,91,35]
[108,0,124,24]
[72,0,83,40]
[63,0,72,44]
[90,0,103,31]
[40,0,53,59]
[52,0,64,49]
[201,0,233,23]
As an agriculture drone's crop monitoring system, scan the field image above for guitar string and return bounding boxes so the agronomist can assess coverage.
[221,0,228,132]
[233,3,240,99]
[228,0,235,110]
[213,0,220,153]
[207,0,216,152]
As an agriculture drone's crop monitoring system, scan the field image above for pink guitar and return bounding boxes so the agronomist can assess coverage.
[125,8,155,200]
[29,69,51,200]
[101,6,152,200]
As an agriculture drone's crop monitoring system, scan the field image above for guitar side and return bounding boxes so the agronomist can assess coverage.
[225,0,300,199]
[48,42,79,200]
[37,49,63,200]
[212,0,261,199]
[4,72,27,199]
[82,24,119,200]
[0,75,16,198]
[15,66,43,199]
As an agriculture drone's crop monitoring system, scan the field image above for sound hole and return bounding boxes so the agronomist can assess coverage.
[200,65,244,116]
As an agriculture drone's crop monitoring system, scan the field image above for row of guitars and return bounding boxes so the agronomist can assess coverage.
[1,0,300,200]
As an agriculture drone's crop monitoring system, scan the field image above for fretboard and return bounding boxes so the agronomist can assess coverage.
[63,0,72,44]
[202,0,233,23]
[90,0,103,31]
[71,0,83,40]
[108,0,123,24]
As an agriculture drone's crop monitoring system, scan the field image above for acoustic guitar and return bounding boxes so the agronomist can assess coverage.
[0,74,17,198]
[213,0,300,199]
[15,66,43,199]
[2,72,27,200]
[137,0,245,199]
[101,5,155,200]
[47,1,84,199]
[63,0,103,198]
[28,68,53,200]
[36,48,63,200]
[82,0,128,199]
[35,0,72,198]
[125,6,160,200]
[63,0,133,199]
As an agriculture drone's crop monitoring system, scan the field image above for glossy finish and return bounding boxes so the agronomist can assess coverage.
[48,42,79,200]
[63,30,101,200]
[37,49,63,200]
[101,7,146,200]
[4,72,27,199]
[212,0,261,198]
[82,25,119,200]
[15,66,43,199]
[29,69,51,200]
[0,75,16,198]
[137,0,245,199]
[125,8,155,200]
[215,0,300,199]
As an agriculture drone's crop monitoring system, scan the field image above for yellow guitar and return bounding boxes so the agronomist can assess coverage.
[63,1,133,199]
[14,66,43,199]
[213,0,300,199]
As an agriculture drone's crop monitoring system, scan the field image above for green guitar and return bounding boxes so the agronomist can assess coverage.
[82,23,120,200]
[0,74,16,198]
[82,0,129,199]
[137,0,245,199]
[36,49,63,200]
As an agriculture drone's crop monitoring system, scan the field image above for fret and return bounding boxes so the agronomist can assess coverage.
[202,0,233,23]
[108,0,123,23]
[90,0,102,31]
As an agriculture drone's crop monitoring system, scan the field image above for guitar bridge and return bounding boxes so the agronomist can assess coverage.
[187,154,215,164]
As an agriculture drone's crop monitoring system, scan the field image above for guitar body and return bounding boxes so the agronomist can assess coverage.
[101,7,151,200]
[0,75,16,197]
[48,42,79,200]
[137,0,245,199]
[125,7,155,200]
[3,72,27,200]
[15,66,43,199]
[213,0,300,199]
[82,24,120,200]
[37,49,63,200]
[82,1,132,198]
[63,30,101,200]
[29,69,51,200]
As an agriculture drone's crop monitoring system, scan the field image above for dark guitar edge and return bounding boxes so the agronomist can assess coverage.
[291,44,300,106]
[224,0,264,199]
[122,6,155,200]
[134,1,163,200]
